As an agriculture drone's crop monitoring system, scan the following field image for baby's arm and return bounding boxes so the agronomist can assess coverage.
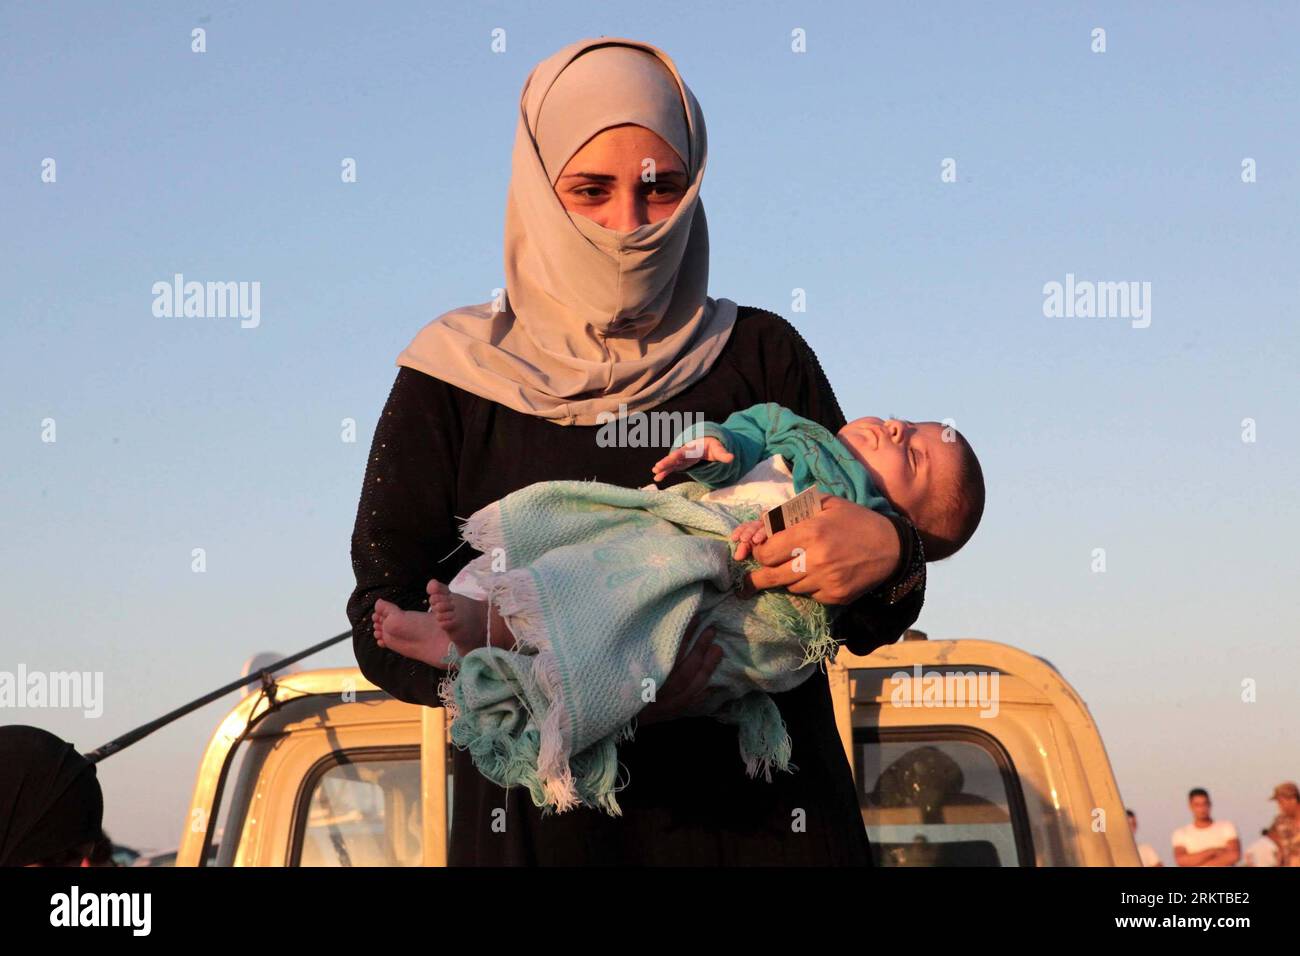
[653,402,792,488]
[651,435,733,482]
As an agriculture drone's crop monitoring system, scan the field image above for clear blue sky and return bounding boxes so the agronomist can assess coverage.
[2,1,1296,862]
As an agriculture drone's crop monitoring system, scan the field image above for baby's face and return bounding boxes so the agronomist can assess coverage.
[837,417,959,521]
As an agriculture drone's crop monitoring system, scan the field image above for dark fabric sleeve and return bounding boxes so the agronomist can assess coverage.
[346,367,465,707]
[830,515,926,656]
[760,311,926,656]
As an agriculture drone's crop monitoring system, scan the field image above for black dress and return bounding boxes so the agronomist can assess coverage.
[347,306,926,865]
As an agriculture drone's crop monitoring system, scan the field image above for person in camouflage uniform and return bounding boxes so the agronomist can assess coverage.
[1267,781,1300,866]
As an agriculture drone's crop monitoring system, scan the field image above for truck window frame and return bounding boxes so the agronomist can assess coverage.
[854,724,1037,867]
[287,745,423,867]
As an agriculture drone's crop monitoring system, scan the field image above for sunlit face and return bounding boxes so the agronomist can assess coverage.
[554,124,688,231]
[1276,793,1298,816]
[1189,794,1212,822]
[837,418,961,525]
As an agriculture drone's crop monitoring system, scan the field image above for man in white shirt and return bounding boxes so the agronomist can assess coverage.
[1126,808,1162,866]
[1172,788,1240,867]
[1243,828,1280,867]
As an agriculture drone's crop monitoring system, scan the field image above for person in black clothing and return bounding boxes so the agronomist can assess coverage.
[346,36,926,865]
[0,726,104,867]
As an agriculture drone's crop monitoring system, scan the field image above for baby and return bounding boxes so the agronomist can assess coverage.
[372,402,984,668]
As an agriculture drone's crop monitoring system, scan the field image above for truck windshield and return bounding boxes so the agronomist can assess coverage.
[855,728,1033,866]
[295,752,423,867]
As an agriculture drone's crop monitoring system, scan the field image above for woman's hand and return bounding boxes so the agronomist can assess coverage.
[638,615,722,726]
[650,436,733,483]
[741,495,900,604]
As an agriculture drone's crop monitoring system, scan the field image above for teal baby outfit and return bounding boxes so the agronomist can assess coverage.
[440,403,896,816]
[671,402,894,514]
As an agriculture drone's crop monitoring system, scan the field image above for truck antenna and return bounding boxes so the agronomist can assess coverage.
[82,629,352,764]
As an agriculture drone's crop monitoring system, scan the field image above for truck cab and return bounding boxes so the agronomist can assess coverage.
[176,636,1140,866]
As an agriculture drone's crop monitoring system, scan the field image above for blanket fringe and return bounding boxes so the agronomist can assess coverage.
[442,480,829,819]
[445,562,617,817]
[435,647,462,721]
[766,589,837,668]
[458,499,505,556]
[714,692,795,782]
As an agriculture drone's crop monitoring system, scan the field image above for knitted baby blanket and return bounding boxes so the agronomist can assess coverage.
[438,477,838,817]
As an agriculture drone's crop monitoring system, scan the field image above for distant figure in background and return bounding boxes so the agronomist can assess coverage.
[1172,787,1240,867]
[1126,808,1162,866]
[0,725,104,867]
[1243,827,1280,867]
[1266,780,1300,866]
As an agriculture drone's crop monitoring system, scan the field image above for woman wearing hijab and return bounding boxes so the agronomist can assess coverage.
[347,37,926,865]
[0,725,104,867]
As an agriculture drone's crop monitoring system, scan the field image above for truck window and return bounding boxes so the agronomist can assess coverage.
[854,727,1034,866]
[292,750,422,866]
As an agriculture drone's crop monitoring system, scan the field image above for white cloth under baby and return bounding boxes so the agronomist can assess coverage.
[689,453,796,511]
[449,455,795,602]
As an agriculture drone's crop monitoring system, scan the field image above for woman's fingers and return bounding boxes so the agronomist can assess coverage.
[675,614,701,660]
[669,623,713,684]
[675,640,723,707]
[740,521,822,594]
[640,617,723,725]
[743,561,803,594]
[656,615,699,693]
[680,620,720,674]
[661,621,715,700]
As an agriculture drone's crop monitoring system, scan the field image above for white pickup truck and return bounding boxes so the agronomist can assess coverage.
[175,633,1140,866]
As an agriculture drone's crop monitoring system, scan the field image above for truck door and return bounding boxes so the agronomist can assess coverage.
[829,638,1141,867]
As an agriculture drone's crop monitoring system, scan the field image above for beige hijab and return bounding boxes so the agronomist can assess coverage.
[396,36,738,426]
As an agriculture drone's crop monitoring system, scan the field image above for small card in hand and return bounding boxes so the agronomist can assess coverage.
[761,486,822,537]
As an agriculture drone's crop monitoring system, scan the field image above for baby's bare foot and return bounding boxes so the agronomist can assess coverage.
[372,596,454,668]
[427,579,503,653]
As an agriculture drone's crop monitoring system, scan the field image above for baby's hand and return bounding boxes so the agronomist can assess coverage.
[651,436,733,483]
[730,518,768,561]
